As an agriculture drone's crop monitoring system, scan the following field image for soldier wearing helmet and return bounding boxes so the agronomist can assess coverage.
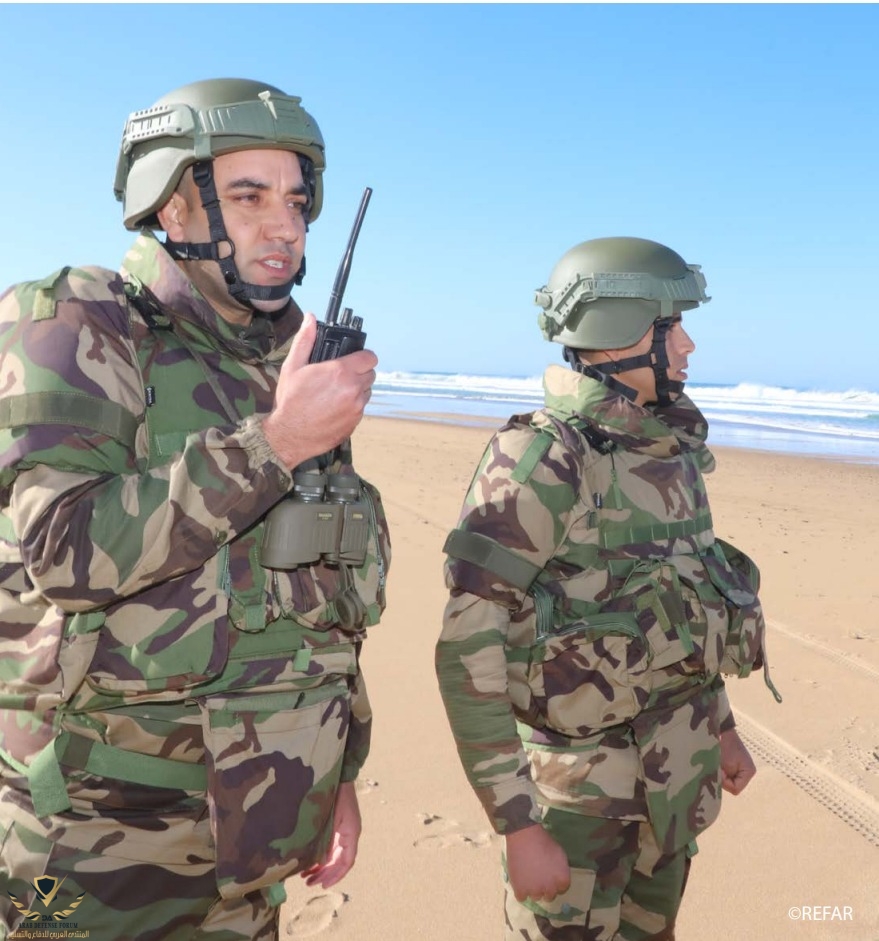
[0,79,389,939]
[437,237,777,940]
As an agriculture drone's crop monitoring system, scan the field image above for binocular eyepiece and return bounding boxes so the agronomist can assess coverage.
[261,470,370,569]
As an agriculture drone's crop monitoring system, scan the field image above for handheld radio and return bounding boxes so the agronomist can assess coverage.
[308,186,372,363]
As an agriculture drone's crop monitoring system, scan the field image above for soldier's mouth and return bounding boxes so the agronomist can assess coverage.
[257,255,295,279]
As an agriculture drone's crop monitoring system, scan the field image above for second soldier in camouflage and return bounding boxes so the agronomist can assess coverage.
[436,237,778,940]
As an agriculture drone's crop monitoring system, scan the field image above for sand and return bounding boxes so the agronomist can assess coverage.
[281,415,879,940]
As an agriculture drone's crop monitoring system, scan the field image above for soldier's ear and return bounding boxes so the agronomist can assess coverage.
[156,191,188,238]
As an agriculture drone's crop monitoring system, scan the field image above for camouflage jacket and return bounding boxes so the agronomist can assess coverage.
[437,365,766,852]
[0,234,390,891]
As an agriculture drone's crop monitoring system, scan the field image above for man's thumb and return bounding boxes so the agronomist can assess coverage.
[288,313,317,369]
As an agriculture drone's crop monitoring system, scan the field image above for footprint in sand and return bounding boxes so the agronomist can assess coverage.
[413,811,495,849]
[285,891,348,938]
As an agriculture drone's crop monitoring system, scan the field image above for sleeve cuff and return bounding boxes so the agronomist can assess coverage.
[715,684,736,733]
[475,779,542,835]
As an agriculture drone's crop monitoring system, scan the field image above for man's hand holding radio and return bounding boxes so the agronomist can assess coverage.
[263,313,377,470]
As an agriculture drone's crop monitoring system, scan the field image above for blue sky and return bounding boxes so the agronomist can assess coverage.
[1,4,877,392]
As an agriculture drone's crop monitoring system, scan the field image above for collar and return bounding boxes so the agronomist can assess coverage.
[119,231,301,364]
[542,364,714,468]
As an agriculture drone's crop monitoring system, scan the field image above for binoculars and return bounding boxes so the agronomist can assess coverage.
[261,470,369,569]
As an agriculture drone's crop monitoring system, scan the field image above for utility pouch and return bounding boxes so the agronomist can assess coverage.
[199,681,350,899]
[347,479,390,628]
[630,693,722,854]
[527,613,650,737]
[701,539,765,677]
[602,562,697,672]
[84,601,229,694]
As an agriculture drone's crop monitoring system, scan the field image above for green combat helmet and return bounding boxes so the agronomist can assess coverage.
[113,78,326,304]
[534,236,709,405]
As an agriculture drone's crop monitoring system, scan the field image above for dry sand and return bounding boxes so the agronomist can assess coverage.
[281,415,879,941]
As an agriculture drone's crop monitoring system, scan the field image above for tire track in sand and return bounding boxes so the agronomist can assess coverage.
[767,618,879,682]
[736,711,879,848]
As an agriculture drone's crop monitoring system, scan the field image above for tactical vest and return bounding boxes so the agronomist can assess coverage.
[445,409,779,741]
[0,268,390,843]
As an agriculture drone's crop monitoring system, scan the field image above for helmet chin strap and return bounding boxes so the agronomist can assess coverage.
[649,318,683,407]
[563,347,639,402]
[564,318,683,407]
[164,160,308,309]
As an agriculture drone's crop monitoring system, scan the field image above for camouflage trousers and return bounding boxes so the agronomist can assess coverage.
[0,763,280,941]
[503,809,694,941]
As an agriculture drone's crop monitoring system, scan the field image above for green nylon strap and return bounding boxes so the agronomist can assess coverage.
[529,579,556,641]
[228,600,269,634]
[291,647,312,672]
[607,558,636,580]
[762,651,783,703]
[600,514,713,550]
[28,735,71,818]
[0,510,15,543]
[27,729,208,818]
[267,883,288,908]
[205,681,347,716]
[0,391,139,447]
[443,529,541,593]
[511,433,552,484]
[0,743,29,777]
[221,541,272,636]
[242,544,270,632]
[62,731,207,791]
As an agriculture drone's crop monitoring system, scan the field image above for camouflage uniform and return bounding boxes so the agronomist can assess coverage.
[437,365,768,940]
[0,232,390,939]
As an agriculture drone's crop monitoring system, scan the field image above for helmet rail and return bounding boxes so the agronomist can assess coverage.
[114,79,325,231]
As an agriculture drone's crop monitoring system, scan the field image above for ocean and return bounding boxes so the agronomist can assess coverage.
[367,372,879,465]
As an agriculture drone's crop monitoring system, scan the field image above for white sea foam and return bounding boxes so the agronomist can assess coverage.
[689,382,879,419]
[370,372,879,461]
[376,372,879,417]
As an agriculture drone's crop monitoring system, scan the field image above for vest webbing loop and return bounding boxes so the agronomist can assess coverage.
[600,515,713,550]
[444,529,541,593]
[0,391,139,447]
[511,433,552,484]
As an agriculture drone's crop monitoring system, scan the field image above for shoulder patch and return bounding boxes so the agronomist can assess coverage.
[16,266,111,323]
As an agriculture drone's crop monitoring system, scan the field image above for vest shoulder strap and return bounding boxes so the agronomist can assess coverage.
[510,431,553,484]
